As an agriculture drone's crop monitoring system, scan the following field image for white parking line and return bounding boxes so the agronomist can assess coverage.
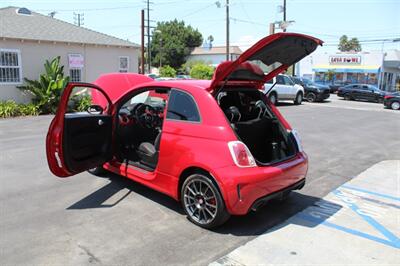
[210,160,400,266]
[303,102,398,113]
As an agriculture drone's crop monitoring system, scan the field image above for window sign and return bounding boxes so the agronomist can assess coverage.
[68,54,84,68]
[119,56,129,72]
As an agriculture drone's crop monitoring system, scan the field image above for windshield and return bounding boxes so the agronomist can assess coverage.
[302,78,313,85]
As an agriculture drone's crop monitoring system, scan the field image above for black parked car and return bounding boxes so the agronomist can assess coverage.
[383,92,400,110]
[337,84,386,103]
[292,77,330,102]
[329,81,349,93]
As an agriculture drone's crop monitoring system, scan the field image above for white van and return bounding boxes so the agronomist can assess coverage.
[264,74,304,105]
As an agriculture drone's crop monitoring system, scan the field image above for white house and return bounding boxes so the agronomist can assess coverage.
[187,46,242,67]
[0,7,140,103]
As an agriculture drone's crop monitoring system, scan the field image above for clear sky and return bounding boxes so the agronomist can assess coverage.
[3,0,400,53]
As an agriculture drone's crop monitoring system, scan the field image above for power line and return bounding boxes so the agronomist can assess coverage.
[35,5,144,12]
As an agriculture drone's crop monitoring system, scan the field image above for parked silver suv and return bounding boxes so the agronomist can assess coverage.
[264,74,304,105]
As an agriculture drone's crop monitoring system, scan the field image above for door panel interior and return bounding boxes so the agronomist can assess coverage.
[63,113,112,173]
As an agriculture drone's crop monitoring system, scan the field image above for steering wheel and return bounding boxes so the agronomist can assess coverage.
[133,103,157,129]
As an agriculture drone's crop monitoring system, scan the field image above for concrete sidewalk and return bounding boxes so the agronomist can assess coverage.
[211,160,400,265]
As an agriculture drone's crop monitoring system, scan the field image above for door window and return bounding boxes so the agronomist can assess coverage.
[167,90,200,122]
[276,75,285,85]
[66,86,108,114]
[283,76,294,86]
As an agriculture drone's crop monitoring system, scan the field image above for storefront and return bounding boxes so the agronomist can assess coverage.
[298,50,399,92]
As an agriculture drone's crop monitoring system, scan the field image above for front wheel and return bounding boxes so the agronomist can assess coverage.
[269,93,278,105]
[306,92,316,102]
[181,174,230,229]
[294,92,303,105]
[391,101,400,110]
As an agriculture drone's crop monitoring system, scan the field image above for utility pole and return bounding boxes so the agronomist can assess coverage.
[73,12,84,27]
[226,0,230,61]
[269,23,275,35]
[283,0,286,32]
[141,9,145,74]
[146,0,152,73]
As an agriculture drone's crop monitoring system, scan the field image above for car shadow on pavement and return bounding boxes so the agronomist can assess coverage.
[67,172,340,236]
[67,172,184,214]
[213,192,341,236]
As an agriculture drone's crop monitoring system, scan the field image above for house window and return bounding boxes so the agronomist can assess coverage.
[119,56,129,72]
[0,49,22,84]
[70,69,81,82]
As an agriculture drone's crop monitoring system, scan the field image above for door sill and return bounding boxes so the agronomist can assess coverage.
[126,160,155,173]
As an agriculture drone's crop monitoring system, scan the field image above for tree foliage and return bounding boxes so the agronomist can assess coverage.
[159,65,176,77]
[150,20,203,69]
[190,63,214,80]
[338,35,362,52]
[326,69,336,83]
[18,56,69,114]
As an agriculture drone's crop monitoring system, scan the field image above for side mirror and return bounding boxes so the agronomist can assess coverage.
[87,105,104,114]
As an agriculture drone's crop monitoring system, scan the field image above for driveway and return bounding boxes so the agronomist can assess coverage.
[1,97,399,265]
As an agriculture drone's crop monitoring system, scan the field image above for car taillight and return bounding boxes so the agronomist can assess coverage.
[228,141,257,168]
[291,129,304,152]
[384,95,393,99]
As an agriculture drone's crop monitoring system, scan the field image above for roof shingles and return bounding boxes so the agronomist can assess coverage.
[0,6,139,47]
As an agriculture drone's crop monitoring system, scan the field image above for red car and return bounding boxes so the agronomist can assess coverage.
[46,33,322,228]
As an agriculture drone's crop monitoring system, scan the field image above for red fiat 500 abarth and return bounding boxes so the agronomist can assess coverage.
[46,33,322,228]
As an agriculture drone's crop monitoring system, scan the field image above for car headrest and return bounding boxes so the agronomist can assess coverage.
[224,106,241,122]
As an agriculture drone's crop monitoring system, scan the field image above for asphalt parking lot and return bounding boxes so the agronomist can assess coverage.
[1,94,399,265]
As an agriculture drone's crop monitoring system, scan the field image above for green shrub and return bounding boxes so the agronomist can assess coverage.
[190,63,214,80]
[18,103,39,116]
[159,65,176,77]
[0,101,18,118]
[17,56,69,114]
[68,95,92,113]
[181,60,211,74]
[0,101,39,118]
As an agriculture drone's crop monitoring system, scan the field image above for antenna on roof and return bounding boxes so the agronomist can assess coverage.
[73,12,84,27]
[48,11,57,18]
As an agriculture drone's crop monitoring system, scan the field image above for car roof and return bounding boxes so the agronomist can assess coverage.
[152,79,211,90]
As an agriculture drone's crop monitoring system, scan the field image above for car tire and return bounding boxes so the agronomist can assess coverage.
[390,101,400,110]
[306,92,316,102]
[344,94,352,101]
[88,166,106,176]
[269,92,278,105]
[294,92,303,105]
[181,174,230,229]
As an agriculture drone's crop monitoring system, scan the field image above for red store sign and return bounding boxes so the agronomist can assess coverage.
[329,55,361,64]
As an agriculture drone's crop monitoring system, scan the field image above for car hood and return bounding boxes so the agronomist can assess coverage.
[208,33,323,93]
[313,84,330,90]
[91,73,154,105]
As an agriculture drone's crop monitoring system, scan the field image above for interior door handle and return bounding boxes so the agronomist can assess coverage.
[98,119,104,126]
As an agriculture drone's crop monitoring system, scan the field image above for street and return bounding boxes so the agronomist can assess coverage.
[1,95,399,265]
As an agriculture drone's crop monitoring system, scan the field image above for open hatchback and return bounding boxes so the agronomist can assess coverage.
[46,33,322,228]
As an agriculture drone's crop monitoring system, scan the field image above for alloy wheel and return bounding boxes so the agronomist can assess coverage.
[269,94,277,105]
[183,179,218,225]
[306,92,316,102]
[294,93,303,105]
[391,101,400,110]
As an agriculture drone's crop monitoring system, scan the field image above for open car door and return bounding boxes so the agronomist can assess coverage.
[209,32,323,93]
[46,83,113,177]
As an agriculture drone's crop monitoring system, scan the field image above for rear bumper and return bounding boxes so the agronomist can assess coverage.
[251,178,305,211]
[212,152,308,215]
